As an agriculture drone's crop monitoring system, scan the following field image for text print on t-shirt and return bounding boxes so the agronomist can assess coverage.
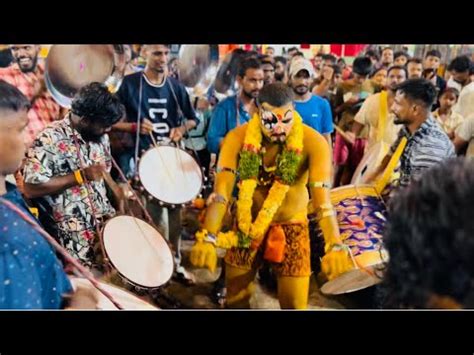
[148,98,170,135]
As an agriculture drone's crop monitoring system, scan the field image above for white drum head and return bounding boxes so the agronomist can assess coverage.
[103,216,174,288]
[351,141,389,185]
[139,146,203,204]
[69,278,158,310]
[320,266,382,295]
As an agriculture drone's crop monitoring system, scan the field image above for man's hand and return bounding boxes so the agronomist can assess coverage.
[140,118,154,135]
[322,65,335,82]
[64,281,100,309]
[321,248,353,281]
[170,125,186,142]
[190,241,217,272]
[82,164,106,182]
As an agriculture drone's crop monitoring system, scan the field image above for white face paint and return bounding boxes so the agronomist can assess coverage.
[259,102,294,143]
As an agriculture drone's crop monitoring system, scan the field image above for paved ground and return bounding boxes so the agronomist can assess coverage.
[154,240,370,310]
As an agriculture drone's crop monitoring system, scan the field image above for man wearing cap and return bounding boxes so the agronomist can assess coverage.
[289,59,334,151]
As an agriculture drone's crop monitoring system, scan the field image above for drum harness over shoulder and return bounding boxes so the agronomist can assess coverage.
[133,73,204,180]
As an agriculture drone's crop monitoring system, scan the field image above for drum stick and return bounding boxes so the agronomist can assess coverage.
[148,132,159,148]
[148,133,177,182]
[108,157,156,227]
[334,125,355,145]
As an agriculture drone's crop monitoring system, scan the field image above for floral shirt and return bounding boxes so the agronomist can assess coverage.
[23,117,115,267]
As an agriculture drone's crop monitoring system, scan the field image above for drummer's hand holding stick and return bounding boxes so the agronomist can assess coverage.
[139,118,154,135]
[82,164,107,182]
[101,170,126,215]
[113,118,154,135]
[170,120,197,142]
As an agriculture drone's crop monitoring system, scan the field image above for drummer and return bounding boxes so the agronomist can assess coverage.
[366,78,455,189]
[113,44,199,284]
[0,80,98,309]
[22,83,125,270]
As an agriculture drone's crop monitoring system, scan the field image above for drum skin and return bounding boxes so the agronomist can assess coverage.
[138,146,203,205]
[69,277,158,310]
[310,185,388,295]
[102,216,174,289]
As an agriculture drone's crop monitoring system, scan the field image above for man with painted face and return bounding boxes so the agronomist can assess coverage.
[190,83,352,309]
[22,83,125,269]
[0,45,60,147]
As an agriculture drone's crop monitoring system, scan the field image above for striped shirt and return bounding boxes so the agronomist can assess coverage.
[390,116,455,187]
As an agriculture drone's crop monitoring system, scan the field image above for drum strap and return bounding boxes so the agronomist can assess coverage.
[375,136,408,195]
[71,127,117,277]
[133,74,145,178]
[0,197,124,310]
[377,90,388,143]
[71,129,105,240]
[167,78,204,170]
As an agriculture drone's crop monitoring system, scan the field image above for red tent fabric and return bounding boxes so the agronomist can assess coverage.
[330,44,367,57]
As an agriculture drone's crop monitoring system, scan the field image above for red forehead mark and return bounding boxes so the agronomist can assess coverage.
[276,113,282,120]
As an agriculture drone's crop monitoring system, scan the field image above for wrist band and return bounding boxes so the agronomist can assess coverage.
[74,170,84,185]
[130,123,138,133]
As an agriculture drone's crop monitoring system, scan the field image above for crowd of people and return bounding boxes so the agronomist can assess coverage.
[1,44,474,309]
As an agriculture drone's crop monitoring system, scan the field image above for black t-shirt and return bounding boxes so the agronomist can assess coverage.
[117,72,198,151]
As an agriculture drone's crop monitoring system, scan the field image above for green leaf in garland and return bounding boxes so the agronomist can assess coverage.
[239,150,261,180]
[237,231,252,248]
[276,150,302,185]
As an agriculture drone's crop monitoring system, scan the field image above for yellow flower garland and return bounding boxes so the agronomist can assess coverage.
[237,112,304,244]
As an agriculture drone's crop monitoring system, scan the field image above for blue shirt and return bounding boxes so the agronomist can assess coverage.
[0,183,72,309]
[207,95,251,154]
[294,95,334,135]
